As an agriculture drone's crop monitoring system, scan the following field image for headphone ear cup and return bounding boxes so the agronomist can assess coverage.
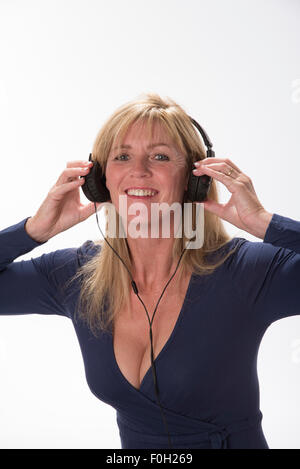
[186,172,212,202]
[81,161,111,203]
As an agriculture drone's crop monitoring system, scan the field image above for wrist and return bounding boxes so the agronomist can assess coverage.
[248,210,273,240]
[25,217,49,244]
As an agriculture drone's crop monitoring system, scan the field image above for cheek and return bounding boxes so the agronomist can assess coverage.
[171,167,189,187]
[105,169,118,192]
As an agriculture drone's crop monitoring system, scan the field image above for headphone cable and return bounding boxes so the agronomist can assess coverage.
[93,202,193,449]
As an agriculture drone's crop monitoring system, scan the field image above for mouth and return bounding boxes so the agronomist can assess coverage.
[124,188,159,199]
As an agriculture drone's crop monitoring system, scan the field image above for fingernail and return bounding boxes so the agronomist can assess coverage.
[192,168,199,173]
[194,161,200,167]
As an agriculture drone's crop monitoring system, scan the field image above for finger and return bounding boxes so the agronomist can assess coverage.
[57,166,91,185]
[193,162,239,177]
[192,165,241,192]
[66,160,93,168]
[195,158,242,174]
[51,177,85,198]
[198,198,226,217]
[79,202,103,221]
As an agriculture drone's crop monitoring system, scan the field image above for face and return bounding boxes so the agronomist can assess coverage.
[105,120,189,234]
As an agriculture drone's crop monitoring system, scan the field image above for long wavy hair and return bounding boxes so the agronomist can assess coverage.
[64,92,240,337]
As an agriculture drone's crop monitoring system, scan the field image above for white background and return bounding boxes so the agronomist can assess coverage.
[0,0,300,449]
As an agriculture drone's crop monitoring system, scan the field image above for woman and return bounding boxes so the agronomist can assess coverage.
[1,92,299,449]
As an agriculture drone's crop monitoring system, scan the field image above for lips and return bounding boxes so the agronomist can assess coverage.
[124,187,159,194]
[123,188,159,200]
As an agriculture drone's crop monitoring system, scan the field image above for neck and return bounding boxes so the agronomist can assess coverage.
[126,236,185,294]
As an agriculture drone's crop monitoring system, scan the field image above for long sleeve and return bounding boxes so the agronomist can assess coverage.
[225,213,300,327]
[263,212,300,254]
[0,217,95,318]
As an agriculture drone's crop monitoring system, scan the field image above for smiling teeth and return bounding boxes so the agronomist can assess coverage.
[127,189,156,196]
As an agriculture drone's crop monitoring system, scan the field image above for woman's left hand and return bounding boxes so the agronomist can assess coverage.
[192,157,273,239]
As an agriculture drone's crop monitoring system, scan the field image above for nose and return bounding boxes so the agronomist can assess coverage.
[130,158,152,177]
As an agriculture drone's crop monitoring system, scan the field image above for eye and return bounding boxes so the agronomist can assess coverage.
[154,154,169,161]
[113,153,170,161]
[114,154,129,161]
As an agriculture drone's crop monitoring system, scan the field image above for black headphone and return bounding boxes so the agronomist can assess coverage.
[81,116,215,204]
[80,117,215,449]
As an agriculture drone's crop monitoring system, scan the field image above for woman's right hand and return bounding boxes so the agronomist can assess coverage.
[25,160,103,243]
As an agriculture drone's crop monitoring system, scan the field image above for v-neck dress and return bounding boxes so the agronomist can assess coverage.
[1,213,300,449]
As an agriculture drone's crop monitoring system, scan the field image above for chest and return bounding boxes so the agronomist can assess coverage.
[112,274,192,391]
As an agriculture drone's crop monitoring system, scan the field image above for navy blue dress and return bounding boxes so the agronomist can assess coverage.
[1,213,300,449]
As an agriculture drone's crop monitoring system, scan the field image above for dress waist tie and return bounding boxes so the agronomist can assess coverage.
[117,410,263,449]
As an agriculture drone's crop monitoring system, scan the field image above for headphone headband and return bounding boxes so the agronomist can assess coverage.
[188,116,214,149]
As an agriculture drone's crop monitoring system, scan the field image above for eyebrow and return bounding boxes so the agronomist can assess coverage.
[112,142,172,150]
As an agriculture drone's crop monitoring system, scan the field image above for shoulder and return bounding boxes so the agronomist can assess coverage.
[36,239,102,282]
[34,240,103,302]
[219,235,294,275]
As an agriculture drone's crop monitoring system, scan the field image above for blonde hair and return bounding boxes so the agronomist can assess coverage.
[64,92,240,337]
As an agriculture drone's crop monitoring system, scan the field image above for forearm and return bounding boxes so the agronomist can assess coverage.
[0,218,68,317]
